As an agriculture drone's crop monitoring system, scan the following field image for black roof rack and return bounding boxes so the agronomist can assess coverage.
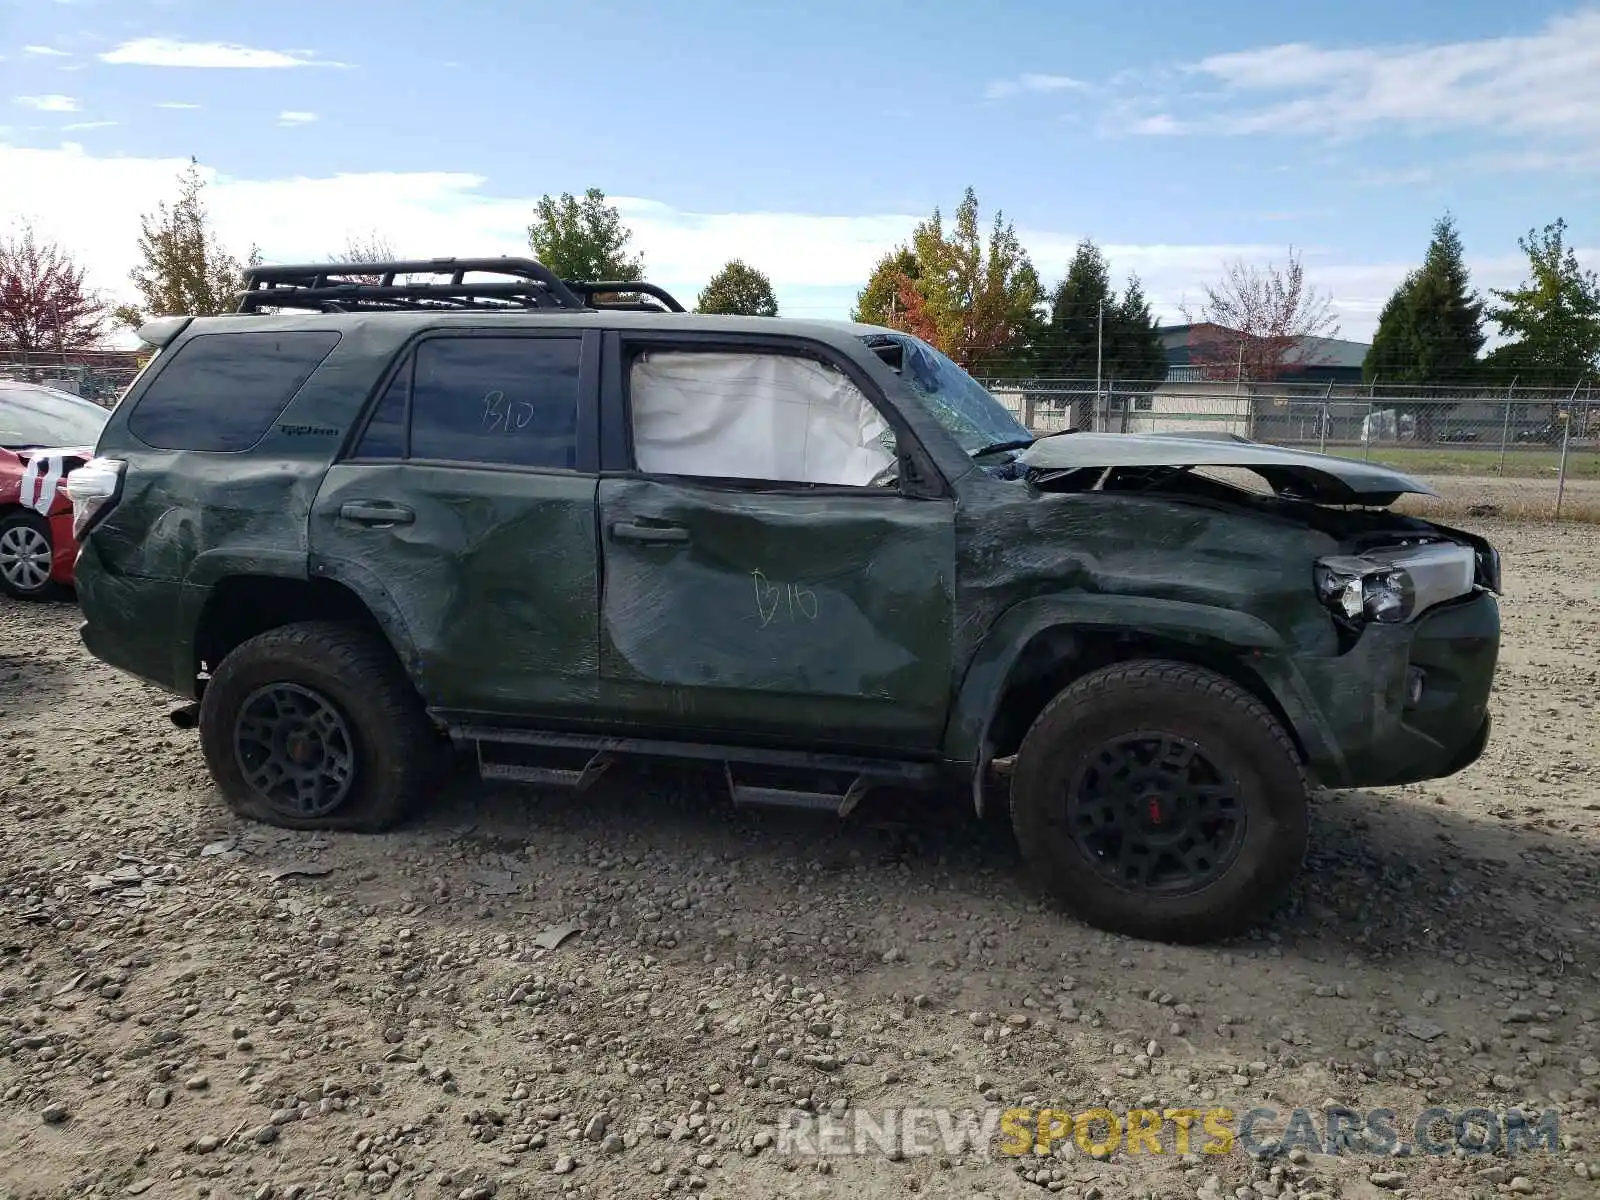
[562,280,686,313]
[234,257,686,315]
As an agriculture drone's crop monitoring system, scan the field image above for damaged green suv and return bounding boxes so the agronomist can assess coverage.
[67,258,1502,943]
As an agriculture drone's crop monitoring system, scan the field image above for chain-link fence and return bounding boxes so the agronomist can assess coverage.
[981,378,1599,522]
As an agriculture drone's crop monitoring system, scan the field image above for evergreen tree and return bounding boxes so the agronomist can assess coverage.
[1411,215,1485,381]
[1106,273,1167,381]
[1042,238,1111,377]
[1365,214,1484,384]
[1039,240,1167,380]
[1364,272,1420,383]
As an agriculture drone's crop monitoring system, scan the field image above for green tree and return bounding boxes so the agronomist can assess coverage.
[1364,271,1419,383]
[1363,214,1484,385]
[1037,240,1166,380]
[1482,218,1600,386]
[887,187,1042,372]
[526,187,644,282]
[695,259,779,316]
[850,246,918,325]
[1106,273,1167,381]
[116,157,258,328]
[1041,238,1111,376]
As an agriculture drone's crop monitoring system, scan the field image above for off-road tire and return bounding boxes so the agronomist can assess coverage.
[1010,659,1308,943]
[198,621,441,832]
[0,509,66,601]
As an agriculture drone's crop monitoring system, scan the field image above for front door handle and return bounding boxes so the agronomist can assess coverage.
[609,520,689,545]
[339,501,415,527]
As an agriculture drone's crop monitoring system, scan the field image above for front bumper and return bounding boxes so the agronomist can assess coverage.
[1282,589,1500,789]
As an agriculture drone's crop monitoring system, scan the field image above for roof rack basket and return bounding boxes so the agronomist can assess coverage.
[234,257,686,314]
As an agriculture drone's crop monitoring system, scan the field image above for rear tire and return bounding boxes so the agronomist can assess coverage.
[198,621,441,832]
[1009,659,1308,944]
[0,510,65,601]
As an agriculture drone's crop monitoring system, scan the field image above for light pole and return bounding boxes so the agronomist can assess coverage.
[1094,299,1103,431]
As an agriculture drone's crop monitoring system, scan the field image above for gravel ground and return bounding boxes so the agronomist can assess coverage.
[2,517,1597,1200]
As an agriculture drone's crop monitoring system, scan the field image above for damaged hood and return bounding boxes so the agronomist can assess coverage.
[1016,431,1437,505]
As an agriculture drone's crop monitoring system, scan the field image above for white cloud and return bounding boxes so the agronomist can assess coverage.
[985,73,1089,101]
[277,110,318,126]
[154,101,202,110]
[99,38,348,69]
[23,45,70,58]
[1,141,1594,345]
[1127,113,1181,136]
[62,120,116,131]
[1120,10,1600,145]
[15,94,78,112]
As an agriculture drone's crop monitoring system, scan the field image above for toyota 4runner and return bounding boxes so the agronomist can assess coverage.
[66,257,1502,943]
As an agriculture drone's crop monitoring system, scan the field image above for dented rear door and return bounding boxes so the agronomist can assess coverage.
[309,329,602,719]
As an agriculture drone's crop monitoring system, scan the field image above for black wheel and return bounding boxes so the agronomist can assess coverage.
[1009,660,1308,944]
[197,621,441,832]
[0,510,65,601]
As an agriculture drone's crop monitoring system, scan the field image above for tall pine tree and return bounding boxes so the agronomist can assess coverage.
[1040,239,1166,380]
[1364,214,1484,385]
[1043,239,1111,377]
[1107,273,1167,381]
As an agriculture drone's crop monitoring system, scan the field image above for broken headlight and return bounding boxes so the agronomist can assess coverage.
[1313,542,1477,625]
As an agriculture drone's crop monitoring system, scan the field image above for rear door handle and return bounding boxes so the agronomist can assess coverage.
[609,520,689,545]
[339,501,415,527]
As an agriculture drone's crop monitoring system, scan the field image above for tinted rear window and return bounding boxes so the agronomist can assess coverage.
[405,336,581,469]
[127,330,341,452]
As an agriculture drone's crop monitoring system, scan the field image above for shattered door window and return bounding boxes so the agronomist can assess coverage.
[628,351,897,487]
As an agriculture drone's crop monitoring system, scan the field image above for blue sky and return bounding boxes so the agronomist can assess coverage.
[3,0,1598,343]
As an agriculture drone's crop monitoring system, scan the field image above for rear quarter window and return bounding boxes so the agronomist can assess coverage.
[126,330,341,453]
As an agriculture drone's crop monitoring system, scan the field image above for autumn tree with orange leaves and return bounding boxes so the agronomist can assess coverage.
[852,188,1042,372]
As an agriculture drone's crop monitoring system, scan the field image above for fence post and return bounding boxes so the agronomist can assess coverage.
[1553,378,1582,521]
[1362,395,1375,461]
[1318,380,1333,454]
[1497,377,1517,475]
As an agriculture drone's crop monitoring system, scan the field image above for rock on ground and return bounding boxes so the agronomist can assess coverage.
[1,518,1597,1199]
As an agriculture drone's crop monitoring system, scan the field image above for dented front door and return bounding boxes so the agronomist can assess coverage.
[595,477,956,751]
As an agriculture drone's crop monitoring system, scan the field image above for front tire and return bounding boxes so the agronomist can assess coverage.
[198,621,441,832]
[0,510,65,601]
[1009,660,1308,944]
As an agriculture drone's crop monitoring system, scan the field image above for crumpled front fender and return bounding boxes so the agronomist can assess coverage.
[944,592,1347,815]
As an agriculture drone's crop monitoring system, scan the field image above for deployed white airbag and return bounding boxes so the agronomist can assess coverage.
[629,351,895,486]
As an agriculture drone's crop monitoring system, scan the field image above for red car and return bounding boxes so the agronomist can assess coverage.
[0,380,109,601]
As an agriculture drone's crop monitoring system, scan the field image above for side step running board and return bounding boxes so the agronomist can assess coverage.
[723,764,875,818]
[453,723,937,815]
[476,746,613,792]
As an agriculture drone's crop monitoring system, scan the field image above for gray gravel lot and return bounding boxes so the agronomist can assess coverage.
[1,517,1597,1200]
